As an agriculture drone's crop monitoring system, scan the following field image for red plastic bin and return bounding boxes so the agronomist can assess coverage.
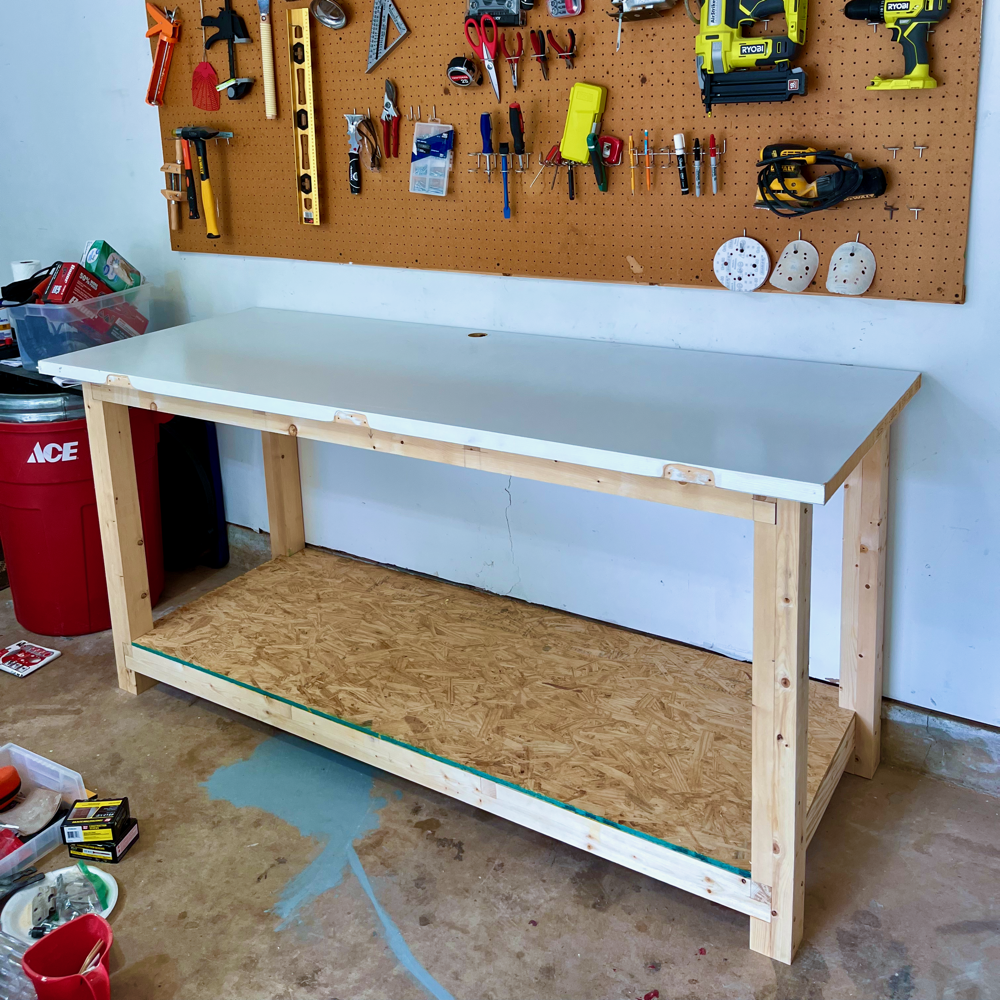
[0,408,165,636]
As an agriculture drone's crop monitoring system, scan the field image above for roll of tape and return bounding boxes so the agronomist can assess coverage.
[11,260,41,282]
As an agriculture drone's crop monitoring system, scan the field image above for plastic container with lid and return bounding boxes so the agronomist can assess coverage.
[7,283,152,371]
[0,744,87,879]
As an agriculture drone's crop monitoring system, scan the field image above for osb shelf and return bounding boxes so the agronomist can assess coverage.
[153,0,982,302]
[133,546,854,874]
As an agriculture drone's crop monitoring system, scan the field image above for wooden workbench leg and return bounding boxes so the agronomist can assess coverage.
[262,431,305,558]
[83,384,156,695]
[839,431,890,779]
[750,499,812,965]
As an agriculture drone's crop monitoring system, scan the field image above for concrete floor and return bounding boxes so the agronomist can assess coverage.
[1,547,998,1000]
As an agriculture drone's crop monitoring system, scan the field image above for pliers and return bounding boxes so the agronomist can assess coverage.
[546,28,576,70]
[529,29,548,81]
[381,79,400,158]
[500,31,523,90]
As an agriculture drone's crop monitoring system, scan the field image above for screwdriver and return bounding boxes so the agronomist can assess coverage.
[509,103,526,173]
[628,135,635,196]
[480,113,494,182]
[500,142,511,219]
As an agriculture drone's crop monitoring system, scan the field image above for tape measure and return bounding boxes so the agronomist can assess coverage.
[447,56,483,87]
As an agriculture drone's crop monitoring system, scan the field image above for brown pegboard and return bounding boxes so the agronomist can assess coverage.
[154,0,983,303]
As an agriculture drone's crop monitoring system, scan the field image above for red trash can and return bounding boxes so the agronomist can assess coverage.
[0,377,165,636]
[22,913,114,1000]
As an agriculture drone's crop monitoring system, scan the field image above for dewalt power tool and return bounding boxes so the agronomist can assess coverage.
[844,0,950,90]
[755,145,887,217]
[696,0,808,114]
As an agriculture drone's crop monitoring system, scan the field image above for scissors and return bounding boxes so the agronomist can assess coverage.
[464,13,501,103]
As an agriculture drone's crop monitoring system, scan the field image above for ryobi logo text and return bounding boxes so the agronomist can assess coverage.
[740,42,768,54]
[26,441,79,464]
[885,2,910,8]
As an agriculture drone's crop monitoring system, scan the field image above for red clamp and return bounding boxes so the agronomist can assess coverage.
[145,4,181,107]
[546,28,576,70]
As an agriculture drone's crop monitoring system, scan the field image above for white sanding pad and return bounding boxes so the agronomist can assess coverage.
[770,240,820,293]
[826,241,876,295]
[713,237,770,292]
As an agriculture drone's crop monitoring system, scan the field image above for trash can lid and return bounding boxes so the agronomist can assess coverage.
[0,372,84,424]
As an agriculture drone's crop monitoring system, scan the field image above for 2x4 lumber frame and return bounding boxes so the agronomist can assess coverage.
[262,432,306,558]
[750,499,812,964]
[86,381,777,524]
[839,431,890,778]
[82,384,156,694]
[84,382,887,966]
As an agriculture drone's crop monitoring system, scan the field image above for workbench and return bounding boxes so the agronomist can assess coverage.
[41,309,920,964]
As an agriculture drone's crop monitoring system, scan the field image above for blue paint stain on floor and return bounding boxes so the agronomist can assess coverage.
[203,733,383,928]
[203,733,456,1000]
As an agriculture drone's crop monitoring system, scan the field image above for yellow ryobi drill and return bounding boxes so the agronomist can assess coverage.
[844,0,951,90]
[696,0,808,114]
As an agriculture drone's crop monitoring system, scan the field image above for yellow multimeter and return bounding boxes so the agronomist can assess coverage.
[559,83,608,164]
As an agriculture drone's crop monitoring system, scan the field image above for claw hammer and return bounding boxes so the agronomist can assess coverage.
[172,128,233,238]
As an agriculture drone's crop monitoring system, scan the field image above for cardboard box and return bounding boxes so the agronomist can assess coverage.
[61,797,130,844]
[42,263,113,305]
[81,240,142,292]
[67,818,139,863]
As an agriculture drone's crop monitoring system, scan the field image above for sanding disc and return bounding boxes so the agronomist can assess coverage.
[770,239,820,293]
[826,241,877,295]
[713,237,770,292]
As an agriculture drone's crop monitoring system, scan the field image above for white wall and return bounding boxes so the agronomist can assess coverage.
[1,2,996,725]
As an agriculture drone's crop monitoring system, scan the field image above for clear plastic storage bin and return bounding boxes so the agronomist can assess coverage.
[0,744,86,878]
[8,283,152,371]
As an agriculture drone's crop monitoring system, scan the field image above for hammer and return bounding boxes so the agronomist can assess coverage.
[172,128,233,238]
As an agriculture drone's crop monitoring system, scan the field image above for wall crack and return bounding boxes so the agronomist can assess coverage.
[503,475,521,596]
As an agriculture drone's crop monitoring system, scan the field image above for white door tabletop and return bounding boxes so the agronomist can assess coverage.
[40,308,920,503]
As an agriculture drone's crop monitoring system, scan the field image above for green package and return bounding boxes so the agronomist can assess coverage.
[81,239,142,292]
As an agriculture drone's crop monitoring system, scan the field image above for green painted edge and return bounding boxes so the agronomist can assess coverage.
[133,641,753,880]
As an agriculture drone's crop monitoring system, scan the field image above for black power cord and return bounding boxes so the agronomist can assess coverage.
[756,148,885,218]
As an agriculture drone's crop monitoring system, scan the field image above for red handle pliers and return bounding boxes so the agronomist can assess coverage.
[382,79,400,158]
[529,29,548,81]
[500,31,523,91]
[546,29,576,70]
